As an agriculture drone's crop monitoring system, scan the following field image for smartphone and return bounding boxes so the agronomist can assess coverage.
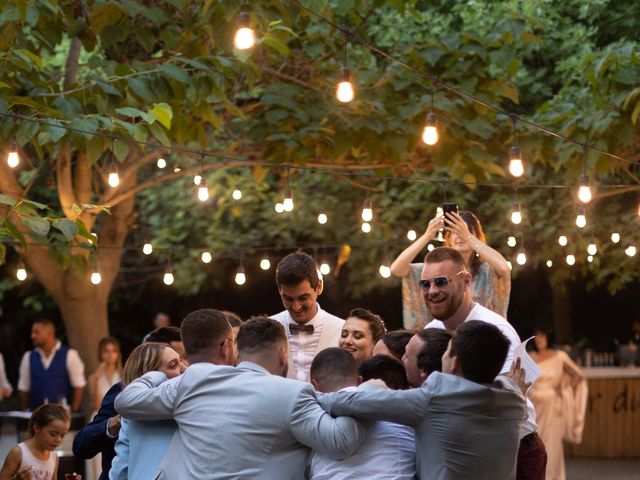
[442,203,459,216]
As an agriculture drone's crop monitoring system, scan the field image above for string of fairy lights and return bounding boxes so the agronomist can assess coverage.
[3,2,640,287]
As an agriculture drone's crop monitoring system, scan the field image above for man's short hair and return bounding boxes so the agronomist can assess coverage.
[237,317,287,354]
[180,309,231,358]
[276,251,320,289]
[348,308,387,342]
[33,318,55,332]
[311,348,357,386]
[378,330,413,360]
[359,355,409,390]
[424,246,467,269]
[416,329,452,376]
[450,320,509,384]
[222,311,243,328]
[146,326,182,344]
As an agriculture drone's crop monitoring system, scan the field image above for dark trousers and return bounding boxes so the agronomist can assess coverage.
[517,432,547,480]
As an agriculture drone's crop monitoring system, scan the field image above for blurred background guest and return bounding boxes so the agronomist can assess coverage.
[0,353,13,400]
[372,330,413,361]
[143,312,171,341]
[339,308,386,367]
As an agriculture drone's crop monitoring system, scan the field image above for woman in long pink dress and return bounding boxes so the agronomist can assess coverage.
[529,326,587,480]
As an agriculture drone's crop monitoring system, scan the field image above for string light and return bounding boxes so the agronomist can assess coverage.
[575,206,586,228]
[577,146,592,203]
[7,142,19,168]
[193,174,202,186]
[107,163,120,188]
[427,244,435,252]
[516,249,527,266]
[566,254,576,266]
[507,236,517,247]
[233,9,256,50]
[587,255,594,263]
[232,189,242,200]
[361,222,371,233]
[282,167,294,211]
[16,260,27,281]
[274,202,284,213]
[173,164,181,173]
[558,235,568,246]
[260,257,271,270]
[90,268,102,285]
[201,251,212,264]
[197,179,209,202]
[508,117,524,177]
[378,264,391,278]
[510,202,522,225]
[611,232,621,243]
[317,213,328,224]
[422,112,438,146]
[163,269,175,285]
[156,158,166,169]
[142,243,153,255]
[234,265,246,285]
[587,243,597,255]
[336,40,354,103]
[546,260,553,268]
[361,198,373,222]
[319,260,331,276]
[407,230,417,241]
[506,261,513,270]
[626,246,637,257]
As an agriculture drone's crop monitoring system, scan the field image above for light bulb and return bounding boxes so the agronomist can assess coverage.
[361,222,371,233]
[510,203,522,225]
[275,202,284,213]
[427,244,435,252]
[197,182,209,202]
[7,150,19,168]
[421,112,439,146]
[407,229,417,241]
[234,11,255,50]
[626,246,637,257]
[283,188,294,212]
[142,243,153,255]
[558,235,568,246]
[507,261,513,271]
[546,260,553,268]
[232,189,242,200]
[317,213,328,224]
[611,232,620,243]
[575,207,586,228]
[379,265,391,278]
[361,199,373,222]
[173,165,181,173]
[508,146,524,177]
[566,254,576,266]
[235,268,246,285]
[587,255,594,263]
[193,174,202,186]
[157,158,166,169]
[163,271,174,285]
[516,252,527,265]
[16,263,27,281]
[319,262,331,276]
[201,251,212,264]
[507,236,517,247]
[107,163,120,188]
[336,68,354,103]
[260,258,271,270]
[587,243,597,255]
[91,271,102,285]
[577,174,592,203]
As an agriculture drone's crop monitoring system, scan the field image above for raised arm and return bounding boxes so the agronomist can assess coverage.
[390,214,442,277]
[114,371,179,421]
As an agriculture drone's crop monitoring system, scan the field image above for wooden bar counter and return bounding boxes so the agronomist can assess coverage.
[565,367,640,458]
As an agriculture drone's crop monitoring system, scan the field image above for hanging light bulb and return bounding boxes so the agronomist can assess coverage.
[506,261,513,271]
[282,187,294,212]
[558,235,568,246]
[508,146,524,177]
[510,202,522,225]
[232,189,242,200]
[336,67,354,103]
[193,174,202,186]
[427,244,435,252]
[421,112,439,146]
[587,243,597,255]
[7,143,19,168]
[379,264,391,278]
[575,206,587,228]
[626,246,637,257]
[197,179,209,202]
[587,255,594,263]
[319,261,331,276]
[361,199,373,222]
[90,268,102,285]
[507,236,517,247]
[201,251,212,264]
[157,158,166,169]
[611,232,620,243]
[317,213,328,224]
[163,269,174,285]
[407,230,417,241]
[361,222,371,233]
[566,254,576,266]
[260,258,271,270]
[107,163,120,188]
[173,164,181,173]
[275,202,284,213]
[546,260,553,268]
[142,243,153,255]
[16,261,27,281]
[577,174,592,203]
[234,10,255,50]
[516,250,527,266]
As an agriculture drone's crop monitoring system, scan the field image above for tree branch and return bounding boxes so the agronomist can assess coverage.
[64,37,82,89]
[56,144,81,219]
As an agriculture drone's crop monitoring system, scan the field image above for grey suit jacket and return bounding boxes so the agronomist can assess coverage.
[320,372,527,480]
[115,361,367,480]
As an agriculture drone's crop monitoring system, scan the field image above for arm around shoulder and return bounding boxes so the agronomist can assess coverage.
[114,371,177,421]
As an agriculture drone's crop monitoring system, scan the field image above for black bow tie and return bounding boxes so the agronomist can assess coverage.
[289,323,314,335]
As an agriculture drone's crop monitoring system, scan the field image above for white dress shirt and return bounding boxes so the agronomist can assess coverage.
[309,386,416,480]
[18,340,86,391]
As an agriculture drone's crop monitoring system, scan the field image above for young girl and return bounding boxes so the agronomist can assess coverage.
[0,404,70,480]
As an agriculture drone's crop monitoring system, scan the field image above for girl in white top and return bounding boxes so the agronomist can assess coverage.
[0,404,70,480]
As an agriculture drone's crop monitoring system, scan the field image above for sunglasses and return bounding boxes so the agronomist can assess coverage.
[419,271,466,290]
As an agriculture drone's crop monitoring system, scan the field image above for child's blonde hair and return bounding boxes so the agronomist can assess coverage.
[28,404,70,436]
[122,342,167,386]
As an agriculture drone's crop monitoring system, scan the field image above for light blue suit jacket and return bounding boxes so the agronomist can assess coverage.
[115,361,368,479]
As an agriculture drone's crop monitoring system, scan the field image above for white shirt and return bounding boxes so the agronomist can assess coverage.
[271,304,343,382]
[309,386,416,480]
[425,303,538,437]
[18,340,87,392]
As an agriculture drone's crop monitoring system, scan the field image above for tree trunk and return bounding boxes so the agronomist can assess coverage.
[551,278,572,344]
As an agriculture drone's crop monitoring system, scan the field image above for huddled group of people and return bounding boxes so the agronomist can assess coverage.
[0,210,587,479]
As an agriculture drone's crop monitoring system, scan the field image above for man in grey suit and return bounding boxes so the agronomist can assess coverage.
[320,321,528,480]
[115,314,368,479]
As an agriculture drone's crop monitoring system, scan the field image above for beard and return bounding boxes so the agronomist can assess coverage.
[424,290,463,320]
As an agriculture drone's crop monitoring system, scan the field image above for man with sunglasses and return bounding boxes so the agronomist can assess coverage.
[422,247,547,480]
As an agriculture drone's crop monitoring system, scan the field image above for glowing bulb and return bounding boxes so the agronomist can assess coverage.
[283,188,294,212]
[336,68,354,103]
[163,271,174,285]
[275,202,284,213]
[546,260,553,268]
[197,181,209,202]
[587,255,594,263]
[361,199,373,222]
[407,230,417,241]
[516,252,527,265]
[379,265,391,278]
[611,232,620,243]
[626,246,637,257]
[142,243,153,255]
[260,258,271,270]
[566,254,576,266]
[575,207,586,228]
[587,243,597,255]
[201,251,212,264]
[16,263,27,281]
[507,261,513,271]
[427,244,435,252]
[234,11,255,50]
[577,174,592,203]
[193,174,202,186]
[507,236,517,247]
[319,262,331,275]
[558,235,568,246]
[508,146,524,177]
[232,189,242,200]
[317,213,328,224]
[7,150,19,168]
[107,163,120,187]
[91,271,102,285]
[361,222,371,233]
[421,112,439,146]
[173,165,181,173]
[511,203,522,225]
[157,158,166,169]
